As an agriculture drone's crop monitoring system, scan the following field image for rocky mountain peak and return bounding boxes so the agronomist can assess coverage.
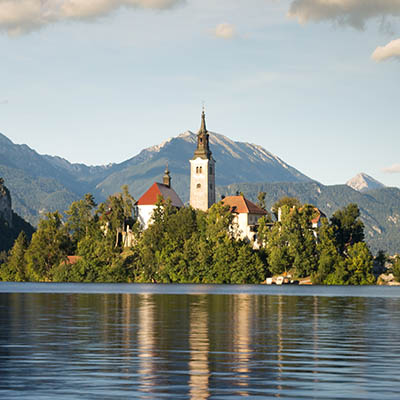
[0,178,12,226]
[346,173,385,193]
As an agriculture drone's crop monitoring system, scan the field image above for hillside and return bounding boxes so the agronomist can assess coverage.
[217,182,400,255]
[0,179,35,252]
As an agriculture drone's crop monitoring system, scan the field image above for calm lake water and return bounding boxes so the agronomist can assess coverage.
[1,284,400,399]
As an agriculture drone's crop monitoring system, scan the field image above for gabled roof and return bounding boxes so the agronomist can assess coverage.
[311,208,327,224]
[222,195,267,215]
[136,182,184,208]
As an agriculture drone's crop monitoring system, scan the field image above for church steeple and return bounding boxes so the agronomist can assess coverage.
[193,109,212,160]
[163,163,171,188]
[200,108,207,133]
[189,109,216,211]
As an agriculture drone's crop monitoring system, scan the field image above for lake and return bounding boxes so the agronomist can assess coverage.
[1,283,400,399]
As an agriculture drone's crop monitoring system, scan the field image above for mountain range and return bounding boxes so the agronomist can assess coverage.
[0,131,399,254]
[0,131,311,225]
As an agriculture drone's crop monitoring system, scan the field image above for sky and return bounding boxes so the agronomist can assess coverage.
[0,0,399,187]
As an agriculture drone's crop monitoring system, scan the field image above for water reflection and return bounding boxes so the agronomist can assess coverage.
[189,297,209,399]
[137,294,156,395]
[1,291,400,399]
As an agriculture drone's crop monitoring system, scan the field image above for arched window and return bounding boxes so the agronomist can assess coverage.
[196,166,199,173]
[197,183,201,189]
[199,166,202,173]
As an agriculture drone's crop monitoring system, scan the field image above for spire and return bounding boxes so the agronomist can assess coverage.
[193,109,212,160]
[163,162,171,188]
[199,107,207,134]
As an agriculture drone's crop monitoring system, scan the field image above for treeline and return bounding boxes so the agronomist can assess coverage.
[0,187,391,284]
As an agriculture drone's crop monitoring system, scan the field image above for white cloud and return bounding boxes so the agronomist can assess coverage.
[288,0,400,30]
[0,0,184,35]
[0,99,8,104]
[214,22,235,39]
[372,38,400,61]
[383,164,400,173]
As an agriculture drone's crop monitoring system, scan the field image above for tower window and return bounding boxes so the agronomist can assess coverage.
[199,166,202,173]
[197,184,201,189]
[196,167,199,173]
[210,184,213,189]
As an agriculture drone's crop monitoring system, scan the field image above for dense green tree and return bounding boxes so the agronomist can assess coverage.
[25,212,71,281]
[312,220,343,284]
[271,197,301,220]
[265,204,318,278]
[286,205,318,277]
[345,242,376,285]
[230,242,266,283]
[66,193,97,249]
[331,203,364,254]
[0,232,28,282]
[392,257,400,282]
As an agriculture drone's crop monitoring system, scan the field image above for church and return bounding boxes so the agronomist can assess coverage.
[135,110,266,244]
[135,110,216,228]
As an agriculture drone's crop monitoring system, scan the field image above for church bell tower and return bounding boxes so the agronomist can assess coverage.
[189,110,216,211]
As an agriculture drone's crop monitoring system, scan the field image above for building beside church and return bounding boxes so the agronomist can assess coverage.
[189,110,216,211]
[135,165,184,229]
[222,195,268,244]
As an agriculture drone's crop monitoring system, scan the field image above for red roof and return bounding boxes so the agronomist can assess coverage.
[136,182,184,208]
[222,196,267,215]
[311,208,327,224]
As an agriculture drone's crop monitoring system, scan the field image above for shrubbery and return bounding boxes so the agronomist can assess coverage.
[0,188,377,285]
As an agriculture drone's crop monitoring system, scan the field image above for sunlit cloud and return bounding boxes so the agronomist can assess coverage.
[288,0,400,30]
[0,0,185,35]
[382,164,400,174]
[214,22,236,39]
[372,38,400,61]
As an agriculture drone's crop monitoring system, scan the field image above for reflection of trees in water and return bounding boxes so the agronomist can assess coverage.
[3,292,400,398]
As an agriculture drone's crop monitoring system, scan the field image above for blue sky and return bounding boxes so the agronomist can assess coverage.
[0,0,399,187]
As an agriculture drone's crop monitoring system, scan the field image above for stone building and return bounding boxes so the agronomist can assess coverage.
[189,110,216,211]
[222,195,268,244]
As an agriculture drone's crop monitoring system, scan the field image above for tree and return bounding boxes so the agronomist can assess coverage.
[312,219,343,284]
[286,205,318,278]
[257,192,267,210]
[271,197,301,220]
[25,212,71,281]
[66,193,97,249]
[345,242,376,285]
[331,203,364,254]
[392,257,400,282]
[0,232,28,282]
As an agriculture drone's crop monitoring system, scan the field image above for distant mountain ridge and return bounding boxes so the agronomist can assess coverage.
[0,131,313,224]
[94,131,314,203]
